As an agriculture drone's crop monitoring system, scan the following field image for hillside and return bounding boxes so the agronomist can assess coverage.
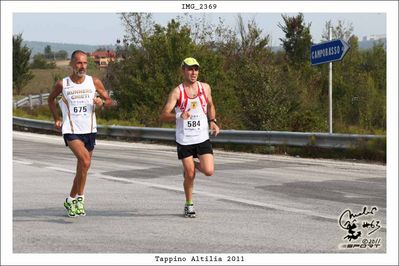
[23,40,116,59]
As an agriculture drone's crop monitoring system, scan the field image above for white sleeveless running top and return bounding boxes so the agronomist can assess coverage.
[175,81,209,145]
[59,75,97,134]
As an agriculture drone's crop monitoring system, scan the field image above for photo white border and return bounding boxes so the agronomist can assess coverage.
[1,1,398,265]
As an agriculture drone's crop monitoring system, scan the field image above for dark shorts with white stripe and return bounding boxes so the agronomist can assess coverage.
[176,139,213,160]
[63,133,97,152]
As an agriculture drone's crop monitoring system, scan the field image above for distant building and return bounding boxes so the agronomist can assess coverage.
[88,50,116,68]
[360,34,386,50]
[362,34,386,41]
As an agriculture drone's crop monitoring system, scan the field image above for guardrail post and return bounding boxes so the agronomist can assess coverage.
[28,94,33,110]
[40,93,44,105]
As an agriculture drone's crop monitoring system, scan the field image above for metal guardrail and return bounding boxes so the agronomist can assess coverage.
[13,117,385,149]
[13,93,50,109]
[13,92,114,109]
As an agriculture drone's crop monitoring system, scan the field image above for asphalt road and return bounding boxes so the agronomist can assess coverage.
[12,131,386,254]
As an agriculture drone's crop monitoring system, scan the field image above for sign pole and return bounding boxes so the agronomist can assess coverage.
[310,34,350,134]
[329,27,333,134]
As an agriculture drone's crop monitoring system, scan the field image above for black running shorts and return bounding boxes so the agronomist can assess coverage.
[176,139,213,160]
[63,133,97,152]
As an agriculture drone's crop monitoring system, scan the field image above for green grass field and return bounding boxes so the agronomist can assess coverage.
[18,66,106,96]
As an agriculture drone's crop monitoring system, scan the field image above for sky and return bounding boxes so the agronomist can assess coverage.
[13,12,386,47]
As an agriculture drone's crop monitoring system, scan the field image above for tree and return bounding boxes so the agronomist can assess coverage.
[278,13,312,65]
[120,13,155,47]
[107,18,196,125]
[321,20,354,42]
[176,13,236,47]
[87,56,98,71]
[44,45,54,60]
[13,33,34,95]
[55,50,68,60]
[230,18,297,131]
[30,53,56,69]
[236,15,270,58]
[277,14,325,131]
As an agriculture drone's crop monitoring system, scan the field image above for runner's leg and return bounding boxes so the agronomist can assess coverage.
[67,139,93,196]
[182,156,196,202]
[197,153,214,176]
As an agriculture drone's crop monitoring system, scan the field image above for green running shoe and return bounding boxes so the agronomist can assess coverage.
[64,199,77,217]
[76,197,86,216]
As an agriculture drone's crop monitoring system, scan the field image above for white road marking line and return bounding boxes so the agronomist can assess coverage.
[13,131,61,141]
[13,160,33,165]
[32,163,326,218]
[14,131,386,170]
[14,161,386,225]
[97,174,340,221]
[45,166,76,174]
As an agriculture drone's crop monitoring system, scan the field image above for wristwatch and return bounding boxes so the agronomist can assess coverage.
[209,119,218,125]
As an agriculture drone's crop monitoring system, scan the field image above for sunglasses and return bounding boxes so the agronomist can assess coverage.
[187,66,199,71]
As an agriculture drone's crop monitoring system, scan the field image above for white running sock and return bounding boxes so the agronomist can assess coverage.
[77,195,84,200]
[67,196,75,203]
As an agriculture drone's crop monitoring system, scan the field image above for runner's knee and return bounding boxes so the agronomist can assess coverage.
[79,157,91,170]
[203,168,214,176]
[184,170,196,180]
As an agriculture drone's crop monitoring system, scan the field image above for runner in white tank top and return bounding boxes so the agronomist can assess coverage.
[48,50,113,217]
[160,57,220,218]
[59,75,97,134]
[175,81,209,145]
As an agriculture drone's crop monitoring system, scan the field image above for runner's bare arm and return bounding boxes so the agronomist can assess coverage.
[93,77,112,107]
[205,84,220,136]
[160,87,180,122]
[48,80,63,129]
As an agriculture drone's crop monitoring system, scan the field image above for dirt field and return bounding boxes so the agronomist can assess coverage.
[19,65,106,96]
[55,60,70,68]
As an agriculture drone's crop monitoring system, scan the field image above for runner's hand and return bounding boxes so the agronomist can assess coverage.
[93,97,103,107]
[210,122,220,136]
[54,120,62,131]
[103,98,114,107]
[180,109,191,120]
